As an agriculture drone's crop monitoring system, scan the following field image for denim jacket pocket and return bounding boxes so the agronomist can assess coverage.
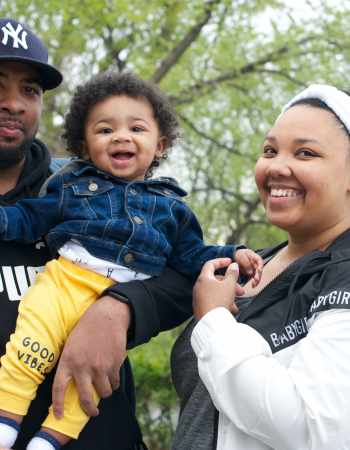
[146,185,183,201]
[67,178,116,220]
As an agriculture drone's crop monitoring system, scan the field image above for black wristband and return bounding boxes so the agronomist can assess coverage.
[102,287,135,342]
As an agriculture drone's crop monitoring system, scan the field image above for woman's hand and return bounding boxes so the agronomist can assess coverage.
[193,258,242,320]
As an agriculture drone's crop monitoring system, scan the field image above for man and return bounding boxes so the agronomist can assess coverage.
[0,17,192,450]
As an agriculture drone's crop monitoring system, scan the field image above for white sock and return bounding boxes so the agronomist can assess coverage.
[0,422,18,447]
[26,436,58,450]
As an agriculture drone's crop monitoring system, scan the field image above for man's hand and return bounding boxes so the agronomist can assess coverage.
[193,258,243,320]
[52,296,130,418]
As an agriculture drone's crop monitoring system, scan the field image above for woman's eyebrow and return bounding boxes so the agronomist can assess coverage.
[264,134,321,145]
[294,137,321,145]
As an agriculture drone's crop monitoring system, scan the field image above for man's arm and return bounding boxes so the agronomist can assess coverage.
[52,268,193,417]
[105,267,194,348]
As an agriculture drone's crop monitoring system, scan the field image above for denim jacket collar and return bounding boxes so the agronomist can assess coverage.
[70,160,187,198]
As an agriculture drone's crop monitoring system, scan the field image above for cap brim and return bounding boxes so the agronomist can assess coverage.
[0,55,63,90]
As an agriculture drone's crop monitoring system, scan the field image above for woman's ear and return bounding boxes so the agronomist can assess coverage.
[155,137,167,158]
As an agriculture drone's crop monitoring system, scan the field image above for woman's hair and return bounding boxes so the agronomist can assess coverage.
[290,97,350,140]
[63,71,179,177]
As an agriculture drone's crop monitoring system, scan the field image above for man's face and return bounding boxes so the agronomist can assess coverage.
[0,61,43,169]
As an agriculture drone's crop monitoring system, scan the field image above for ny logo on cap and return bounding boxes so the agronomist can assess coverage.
[1,22,28,50]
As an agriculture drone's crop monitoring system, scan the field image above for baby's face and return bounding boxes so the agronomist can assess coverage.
[83,94,165,180]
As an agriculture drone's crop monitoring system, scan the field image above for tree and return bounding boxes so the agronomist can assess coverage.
[3,1,350,447]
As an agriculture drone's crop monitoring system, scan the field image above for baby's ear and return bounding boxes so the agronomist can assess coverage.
[80,141,89,159]
[156,136,167,157]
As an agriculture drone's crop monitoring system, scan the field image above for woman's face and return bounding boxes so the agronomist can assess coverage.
[255,104,350,237]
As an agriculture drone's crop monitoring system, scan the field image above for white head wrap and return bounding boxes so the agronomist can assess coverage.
[281,84,350,134]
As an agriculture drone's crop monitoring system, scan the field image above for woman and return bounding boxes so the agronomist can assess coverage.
[171,84,350,450]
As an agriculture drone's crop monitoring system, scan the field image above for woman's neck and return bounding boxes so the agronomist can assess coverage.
[244,221,350,297]
[287,219,350,259]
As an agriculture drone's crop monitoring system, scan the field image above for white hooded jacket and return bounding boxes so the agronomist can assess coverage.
[191,231,350,450]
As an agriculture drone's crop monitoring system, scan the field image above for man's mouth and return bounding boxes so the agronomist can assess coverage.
[0,119,25,139]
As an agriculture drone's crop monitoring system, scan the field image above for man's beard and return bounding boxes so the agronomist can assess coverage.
[0,138,33,169]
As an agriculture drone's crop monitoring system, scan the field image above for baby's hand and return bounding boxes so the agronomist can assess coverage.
[235,249,263,287]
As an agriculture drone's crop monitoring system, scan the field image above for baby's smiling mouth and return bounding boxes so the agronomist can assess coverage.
[111,151,135,160]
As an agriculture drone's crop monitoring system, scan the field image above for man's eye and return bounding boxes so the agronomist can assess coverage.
[24,85,41,96]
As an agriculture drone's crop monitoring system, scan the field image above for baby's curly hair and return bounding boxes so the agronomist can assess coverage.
[63,71,179,177]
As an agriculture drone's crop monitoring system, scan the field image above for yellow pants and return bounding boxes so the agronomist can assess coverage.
[0,257,114,438]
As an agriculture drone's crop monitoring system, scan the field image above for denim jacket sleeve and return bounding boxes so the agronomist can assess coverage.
[167,201,240,277]
[0,173,63,243]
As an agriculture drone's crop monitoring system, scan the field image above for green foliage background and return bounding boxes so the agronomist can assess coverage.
[2,0,350,447]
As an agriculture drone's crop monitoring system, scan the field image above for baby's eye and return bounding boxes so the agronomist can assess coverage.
[131,126,145,132]
[98,127,113,134]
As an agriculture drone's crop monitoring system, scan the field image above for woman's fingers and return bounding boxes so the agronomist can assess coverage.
[199,258,233,279]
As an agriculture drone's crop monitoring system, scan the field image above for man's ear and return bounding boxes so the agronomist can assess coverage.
[155,137,167,158]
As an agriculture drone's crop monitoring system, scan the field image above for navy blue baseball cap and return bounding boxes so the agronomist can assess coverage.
[0,18,62,90]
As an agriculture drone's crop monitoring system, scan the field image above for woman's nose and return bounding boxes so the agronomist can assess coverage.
[266,156,292,178]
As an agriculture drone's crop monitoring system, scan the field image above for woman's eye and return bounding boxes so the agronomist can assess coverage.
[262,146,276,157]
[297,149,317,158]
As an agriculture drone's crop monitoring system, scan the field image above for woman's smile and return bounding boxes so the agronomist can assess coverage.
[266,183,305,208]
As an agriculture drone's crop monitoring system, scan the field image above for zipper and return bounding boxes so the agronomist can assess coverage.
[213,408,219,450]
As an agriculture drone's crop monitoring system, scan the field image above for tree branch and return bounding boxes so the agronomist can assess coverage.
[191,185,256,207]
[179,113,254,160]
[255,68,306,87]
[171,35,318,104]
[225,197,262,244]
[150,0,220,83]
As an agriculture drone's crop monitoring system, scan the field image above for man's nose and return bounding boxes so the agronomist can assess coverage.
[0,87,25,115]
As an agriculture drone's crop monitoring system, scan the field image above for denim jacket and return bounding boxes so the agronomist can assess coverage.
[0,160,238,276]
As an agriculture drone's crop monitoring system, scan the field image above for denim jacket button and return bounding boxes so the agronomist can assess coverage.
[133,215,143,224]
[124,253,134,264]
[129,188,137,195]
[88,182,98,192]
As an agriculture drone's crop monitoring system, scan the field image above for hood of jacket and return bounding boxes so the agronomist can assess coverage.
[0,138,51,205]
